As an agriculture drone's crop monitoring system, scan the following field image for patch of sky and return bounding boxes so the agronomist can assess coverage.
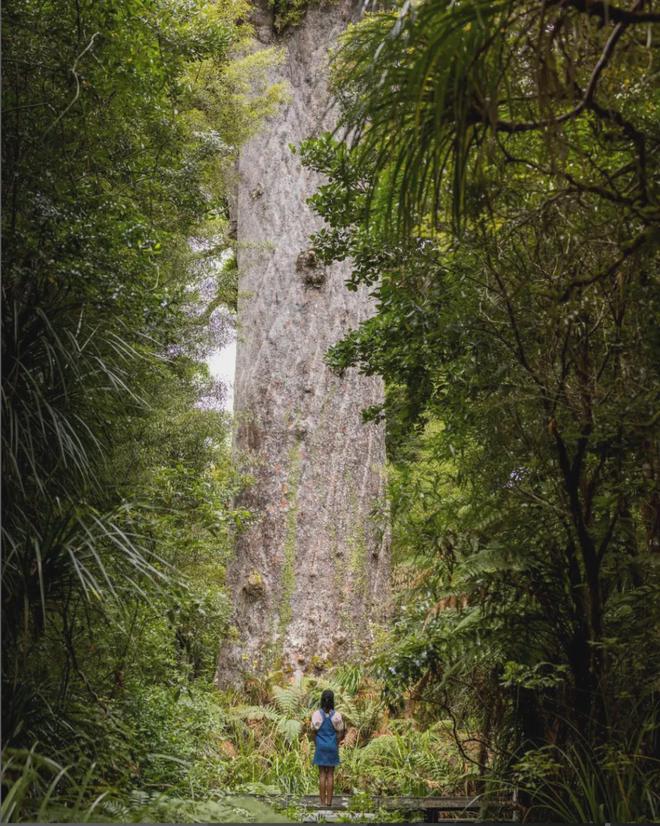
[181,241,237,412]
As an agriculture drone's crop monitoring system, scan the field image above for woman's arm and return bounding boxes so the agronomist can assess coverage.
[333,711,346,743]
[309,710,322,741]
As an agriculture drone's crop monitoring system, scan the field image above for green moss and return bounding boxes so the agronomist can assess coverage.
[275,438,303,649]
[270,0,311,32]
[310,652,333,673]
[348,522,368,597]
[246,569,266,594]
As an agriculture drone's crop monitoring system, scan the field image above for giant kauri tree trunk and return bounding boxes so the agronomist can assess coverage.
[216,1,390,688]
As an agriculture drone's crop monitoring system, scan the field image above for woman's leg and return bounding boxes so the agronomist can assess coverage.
[327,766,335,806]
[318,766,324,804]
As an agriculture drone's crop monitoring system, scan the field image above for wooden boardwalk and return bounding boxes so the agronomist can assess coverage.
[251,793,512,822]
[302,794,482,821]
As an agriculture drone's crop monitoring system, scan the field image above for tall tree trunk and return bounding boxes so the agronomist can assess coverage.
[216,1,390,688]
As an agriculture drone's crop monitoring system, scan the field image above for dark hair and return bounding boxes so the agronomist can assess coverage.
[320,689,334,713]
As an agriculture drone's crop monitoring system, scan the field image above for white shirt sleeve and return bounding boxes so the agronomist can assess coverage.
[331,711,344,731]
[311,709,323,730]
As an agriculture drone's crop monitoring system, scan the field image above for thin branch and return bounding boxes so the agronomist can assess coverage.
[550,0,660,25]
[473,1,643,134]
[559,228,654,301]
[42,32,100,137]
[485,256,547,393]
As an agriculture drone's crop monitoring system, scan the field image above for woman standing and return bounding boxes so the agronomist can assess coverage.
[310,689,345,806]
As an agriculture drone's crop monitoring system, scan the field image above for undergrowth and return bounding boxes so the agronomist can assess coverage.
[270,0,312,32]
[217,665,472,799]
[1,665,471,822]
[4,663,657,822]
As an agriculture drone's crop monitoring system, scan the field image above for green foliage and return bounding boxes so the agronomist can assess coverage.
[1,0,285,819]
[269,0,312,33]
[4,0,659,821]
[212,669,469,802]
[510,740,660,823]
[301,0,660,819]
[1,745,291,823]
[331,1,660,236]
[2,0,283,660]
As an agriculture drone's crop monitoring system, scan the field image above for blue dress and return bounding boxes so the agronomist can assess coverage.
[313,709,340,767]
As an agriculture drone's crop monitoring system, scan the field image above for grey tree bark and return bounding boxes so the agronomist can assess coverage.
[216,1,389,688]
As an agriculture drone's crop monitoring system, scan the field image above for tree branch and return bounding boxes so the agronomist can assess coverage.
[549,0,660,26]
[559,228,655,301]
[42,32,100,137]
[471,1,644,135]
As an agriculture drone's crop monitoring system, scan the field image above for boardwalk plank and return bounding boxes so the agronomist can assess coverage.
[299,795,482,811]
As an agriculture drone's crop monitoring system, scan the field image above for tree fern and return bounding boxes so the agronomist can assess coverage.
[271,684,307,718]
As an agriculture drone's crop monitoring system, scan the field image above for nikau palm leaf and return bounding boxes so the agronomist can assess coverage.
[333,0,654,235]
[334,1,512,232]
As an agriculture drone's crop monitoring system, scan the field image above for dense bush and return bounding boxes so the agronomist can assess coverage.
[2,0,282,820]
[300,0,660,819]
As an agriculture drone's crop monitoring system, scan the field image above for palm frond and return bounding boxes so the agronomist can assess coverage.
[334,0,513,233]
